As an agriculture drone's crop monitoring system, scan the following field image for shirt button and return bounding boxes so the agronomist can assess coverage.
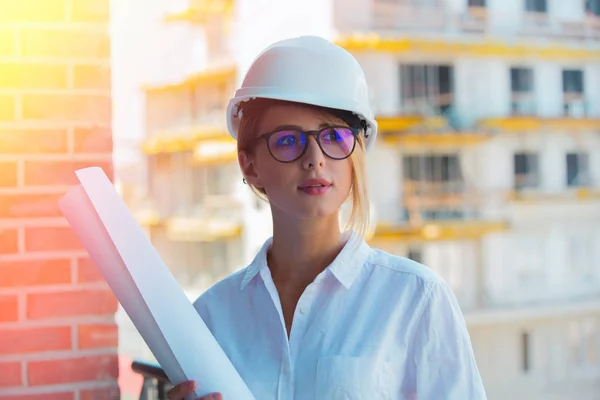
[299,308,305,314]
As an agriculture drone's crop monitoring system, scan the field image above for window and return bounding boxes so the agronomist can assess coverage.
[151,153,175,215]
[399,64,454,114]
[468,0,486,6]
[522,331,530,372]
[403,154,463,184]
[514,235,545,288]
[563,70,585,117]
[525,0,547,13]
[407,248,423,263]
[566,153,590,187]
[209,241,229,281]
[568,318,599,370]
[510,67,535,115]
[208,82,227,113]
[403,154,466,221]
[563,70,584,93]
[205,164,236,196]
[567,234,594,285]
[191,165,207,205]
[514,153,540,190]
[563,69,585,116]
[587,0,600,17]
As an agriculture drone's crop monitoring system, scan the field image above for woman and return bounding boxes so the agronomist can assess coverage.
[168,36,487,400]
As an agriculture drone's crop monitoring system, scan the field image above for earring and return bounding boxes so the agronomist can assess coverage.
[242,178,247,184]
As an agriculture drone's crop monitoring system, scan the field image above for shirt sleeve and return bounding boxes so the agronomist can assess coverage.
[409,280,487,400]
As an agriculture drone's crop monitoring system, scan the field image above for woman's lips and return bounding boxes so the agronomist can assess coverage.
[298,178,332,196]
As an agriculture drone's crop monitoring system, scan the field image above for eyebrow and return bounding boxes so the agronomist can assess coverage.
[270,122,337,131]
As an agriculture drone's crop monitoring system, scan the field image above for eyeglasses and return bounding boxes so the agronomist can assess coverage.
[256,126,359,163]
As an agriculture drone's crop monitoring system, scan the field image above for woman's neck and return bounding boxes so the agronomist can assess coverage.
[267,212,345,288]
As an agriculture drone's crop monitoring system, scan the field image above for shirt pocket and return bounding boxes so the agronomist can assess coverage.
[315,356,401,400]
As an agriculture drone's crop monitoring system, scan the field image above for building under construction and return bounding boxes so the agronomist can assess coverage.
[132,0,600,398]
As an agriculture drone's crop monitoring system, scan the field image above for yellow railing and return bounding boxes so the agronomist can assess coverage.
[142,66,236,93]
[164,0,234,23]
[508,187,600,203]
[165,196,244,242]
[376,115,490,147]
[193,138,237,165]
[372,220,509,242]
[141,126,231,155]
[335,34,600,60]
[477,116,600,132]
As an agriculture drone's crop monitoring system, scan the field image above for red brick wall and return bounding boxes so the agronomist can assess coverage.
[0,1,119,398]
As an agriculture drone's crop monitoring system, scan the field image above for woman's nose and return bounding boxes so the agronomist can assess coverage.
[301,135,325,169]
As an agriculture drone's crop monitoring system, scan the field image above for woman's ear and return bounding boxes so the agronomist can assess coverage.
[238,150,263,189]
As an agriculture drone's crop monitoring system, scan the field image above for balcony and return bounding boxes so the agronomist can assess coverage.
[508,187,600,204]
[510,93,537,117]
[132,198,163,227]
[336,33,600,61]
[460,6,488,34]
[193,137,237,166]
[141,125,230,156]
[165,196,243,243]
[164,0,234,24]
[377,114,491,148]
[476,111,600,134]
[465,297,600,326]
[372,181,509,242]
[370,0,447,32]
[560,15,600,41]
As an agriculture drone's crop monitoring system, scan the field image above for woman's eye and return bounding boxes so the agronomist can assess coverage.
[324,131,341,142]
[277,135,296,146]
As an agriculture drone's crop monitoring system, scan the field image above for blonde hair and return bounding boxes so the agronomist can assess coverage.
[236,99,371,238]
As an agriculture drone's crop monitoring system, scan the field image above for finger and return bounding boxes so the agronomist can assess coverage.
[200,394,222,400]
[167,380,196,400]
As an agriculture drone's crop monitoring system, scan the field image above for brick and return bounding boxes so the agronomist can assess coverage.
[0,362,22,388]
[0,193,65,219]
[28,354,118,386]
[24,160,113,186]
[0,162,18,187]
[73,65,111,90]
[0,95,15,121]
[78,324,118,349]
[77,257,104,283]
[0,63,67,90]
[21,29,110,59]
[0,129,68,155]
[70,0,110,22]
[0,229,19,254]
[0,0,66,22]
[0,258,71,287]
[80,385,120,400]
[22,94,111,123]
[25,226,84,252]
[73,126,112,153]
[0,393,75,400]
[27,289,117,320]
[0,326,71,355]
[0,29,15,56]
[0,295,19,322]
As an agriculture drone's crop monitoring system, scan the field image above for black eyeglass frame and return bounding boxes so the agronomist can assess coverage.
[253,126,361,163]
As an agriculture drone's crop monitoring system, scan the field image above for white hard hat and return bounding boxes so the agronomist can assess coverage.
[226,35,378,150]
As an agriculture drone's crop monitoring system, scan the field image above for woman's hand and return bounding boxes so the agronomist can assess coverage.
[167,380,222,400]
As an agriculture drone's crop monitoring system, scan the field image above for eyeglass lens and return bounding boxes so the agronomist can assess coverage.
[267,127,356,162]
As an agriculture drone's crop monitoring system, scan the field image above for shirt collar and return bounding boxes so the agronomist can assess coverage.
[240,230,371,290]
[240,237,271,290]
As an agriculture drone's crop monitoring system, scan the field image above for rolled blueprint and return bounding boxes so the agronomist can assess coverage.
[58,167,255,400]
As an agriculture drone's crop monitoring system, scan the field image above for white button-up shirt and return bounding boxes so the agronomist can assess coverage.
[193,231,487,399]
